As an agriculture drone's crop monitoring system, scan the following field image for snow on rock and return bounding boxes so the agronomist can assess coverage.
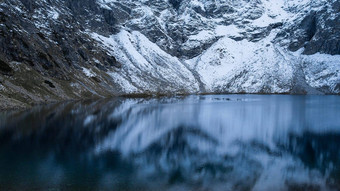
[3,0,338,97]
[82,67,96,78]
[0,84,5,91]
[251,0,288,27]
[186,30,294,93]
[48,9,59,20]
[90,31,199,94]
[214,25,241,38]
[299,51,340,93]
[88,0,340,95]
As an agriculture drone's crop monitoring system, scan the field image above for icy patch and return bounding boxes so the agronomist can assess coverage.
[48,10,59,20]
[13,6,23,13]
[93,58,101,64]
[82,67,96,78]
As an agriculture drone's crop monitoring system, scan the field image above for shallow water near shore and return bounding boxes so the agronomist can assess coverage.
[0,95,340,190]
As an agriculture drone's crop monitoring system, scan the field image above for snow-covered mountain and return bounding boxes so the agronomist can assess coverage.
[0,0,340,108]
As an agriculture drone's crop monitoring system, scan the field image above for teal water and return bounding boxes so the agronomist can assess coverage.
[0,95,339,190]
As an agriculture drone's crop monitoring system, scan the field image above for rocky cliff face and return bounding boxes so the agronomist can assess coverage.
[0,0,340,108]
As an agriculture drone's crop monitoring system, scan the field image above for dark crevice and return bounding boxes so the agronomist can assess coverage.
[44,80,55,88]
[169,0,182,10]
[0,60,13,75]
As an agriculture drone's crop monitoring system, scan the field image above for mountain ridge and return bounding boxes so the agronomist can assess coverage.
[0,0,339,109]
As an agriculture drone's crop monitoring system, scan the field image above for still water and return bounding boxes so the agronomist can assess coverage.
[0,95,339,191]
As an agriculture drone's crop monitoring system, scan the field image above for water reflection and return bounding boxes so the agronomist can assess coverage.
[0,95,339,190]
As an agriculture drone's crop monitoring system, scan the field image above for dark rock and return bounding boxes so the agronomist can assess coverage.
[95,63,107,72]
[37,32,45,40]
[269,22,283,29]
[169,0,182,10]
[230,36,244,41]
[286,2,340,55]
[301,12,317,41]
[77,49,88,61]
[106,56,122,68]
[288,11,317,52]
[38,52,53,70]
[335,83,340,93]
[91,76,101,83]
[250,30,271,42]
[44,80,56,88]
[0,59,13,75]
[102,9,117,26]
[19,0,35,12]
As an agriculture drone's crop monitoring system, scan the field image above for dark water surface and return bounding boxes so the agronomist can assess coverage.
[0,95,340,191]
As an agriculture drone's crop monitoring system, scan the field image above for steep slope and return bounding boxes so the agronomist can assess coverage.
[0,0,339,108]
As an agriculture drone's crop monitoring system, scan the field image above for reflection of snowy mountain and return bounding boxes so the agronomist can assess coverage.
[1,96,340,190]
[92,95,340,190]
[1,0,340,108]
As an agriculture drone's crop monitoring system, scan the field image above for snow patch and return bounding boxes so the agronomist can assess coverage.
[215,25,241,37]
[82,67,96,77]
[90,30,199,94]
[186,31,294,93]
[48,8,59,20]
[190,0,205,11]
[189,30,214,41]
[300,52,340,93]
[96,0,115,10]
